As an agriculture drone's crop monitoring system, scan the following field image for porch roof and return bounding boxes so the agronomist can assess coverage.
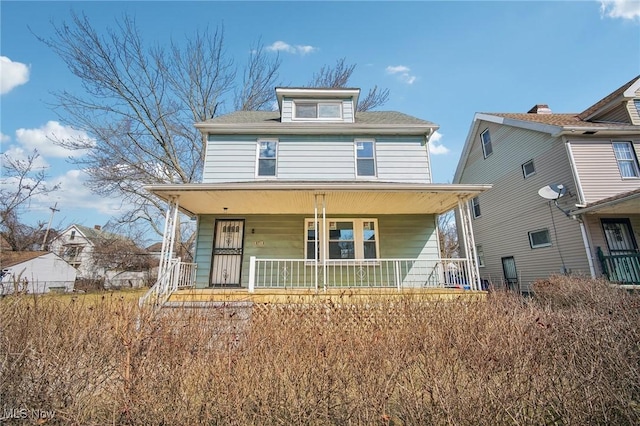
[572,188,640,215]
[145,181,492,216]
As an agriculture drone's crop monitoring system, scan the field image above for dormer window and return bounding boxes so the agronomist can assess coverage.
[294,101,342,120]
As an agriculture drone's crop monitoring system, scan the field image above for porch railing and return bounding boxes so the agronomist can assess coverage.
[139,259,197,308]
[596,247,640,285]
[248,257,479,291]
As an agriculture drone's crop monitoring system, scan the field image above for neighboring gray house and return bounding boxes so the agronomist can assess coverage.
[454,76,640,292]
[142,87,490,304]
[0,251,76,294]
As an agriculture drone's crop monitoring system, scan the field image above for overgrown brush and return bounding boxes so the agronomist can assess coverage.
[1,277,638,425]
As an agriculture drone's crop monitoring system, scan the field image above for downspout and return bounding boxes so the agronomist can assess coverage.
[577,215,597,278]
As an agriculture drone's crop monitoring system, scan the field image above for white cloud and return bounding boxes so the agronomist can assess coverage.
[600,0,640,20]
[1,145,50,169]
[15,121,94,158]
[266,40,317,55]
[386,64,417,85]
[429,131,450,155]
[0,132,10,143]
[0,56,30,95]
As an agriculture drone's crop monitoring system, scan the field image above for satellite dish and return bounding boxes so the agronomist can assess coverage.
[538,183,566,200]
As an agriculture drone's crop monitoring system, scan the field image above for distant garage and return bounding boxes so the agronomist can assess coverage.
[0,251,77,294]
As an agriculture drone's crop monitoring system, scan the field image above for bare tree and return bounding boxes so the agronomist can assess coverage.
[438,211,459,259]
[35,13,281,249]
[307,58,390,111]
[0,150,60,251]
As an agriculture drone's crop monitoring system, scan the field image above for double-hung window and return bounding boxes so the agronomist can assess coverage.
[471,196,481,218]
[257,140,277,177]
[481,129,493,158]
[612,142,640,178]
[355,140,376,177]
[294,102,342,120]
[305,218,379,260]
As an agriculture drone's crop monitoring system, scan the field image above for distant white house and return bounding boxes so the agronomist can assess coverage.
[0,251,77,294]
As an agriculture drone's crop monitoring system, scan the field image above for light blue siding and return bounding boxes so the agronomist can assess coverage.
[193,214,438,288]
[203,135,432,183]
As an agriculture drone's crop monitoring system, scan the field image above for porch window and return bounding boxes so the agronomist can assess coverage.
[529,229,551,249]
[257,140,277,177]
[355,140,376,177]
[481,129,493,158]
[612,142,639,178]
[294,101,342,120]
[305,218,379,260]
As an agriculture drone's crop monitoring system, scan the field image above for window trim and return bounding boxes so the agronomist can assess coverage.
[304,218,380,261]
[612,141,640,179]
[256,139,278,178]
[522,159,536,178]
[528,228,552,249]
[480,128,493,158]
[354,139,377,178]
[293,100,343,121]
[471,196,481,219]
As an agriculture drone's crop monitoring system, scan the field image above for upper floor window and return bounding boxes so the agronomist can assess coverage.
[481,129,493,158]
[471,196,481,218]
[294,101,342,120]
[70,230,76,240]
[634,99,640,117]
[522,159,536,178]
[612,142,640,178]
[355,140,376,177]
[257,140,277,177]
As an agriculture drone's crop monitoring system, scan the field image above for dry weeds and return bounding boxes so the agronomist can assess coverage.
[1,276,638,425]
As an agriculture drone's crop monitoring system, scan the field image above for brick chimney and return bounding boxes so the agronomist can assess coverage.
[527,104,552,114]
[94,225,101,231]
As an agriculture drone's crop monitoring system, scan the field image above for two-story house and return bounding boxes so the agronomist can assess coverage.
[454,76,640,293]
[141,87,491,306]
[50,224,152,288]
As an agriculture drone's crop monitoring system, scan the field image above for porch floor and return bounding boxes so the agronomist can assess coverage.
[166,287,486,306]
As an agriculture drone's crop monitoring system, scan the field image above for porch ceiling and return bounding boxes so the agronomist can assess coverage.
[146,182,492,216]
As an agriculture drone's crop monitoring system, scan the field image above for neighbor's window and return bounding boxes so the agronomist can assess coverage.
[305,218,379,260]
[635,99,640,117]
[612,142,640,178]
[522,159,536,178]
[257,140,277,177]
[356,140,376,177]
[294,102,342,120]
[481,129,493,158]
[471,196,481,218]
[529,229,551,248]
[476,244,485,267]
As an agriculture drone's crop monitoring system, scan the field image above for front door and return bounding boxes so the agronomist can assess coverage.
[501,256,519,292]
[210,219,245,287]
[602,219,638,254]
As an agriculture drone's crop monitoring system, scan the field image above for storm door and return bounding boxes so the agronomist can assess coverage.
[501,256,519,292]
[210,219,245,287]
[602,219,638,254]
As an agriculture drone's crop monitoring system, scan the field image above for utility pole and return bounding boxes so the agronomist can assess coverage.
[41,202,60,251]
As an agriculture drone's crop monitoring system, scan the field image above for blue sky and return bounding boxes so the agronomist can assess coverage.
[1,0,639,238]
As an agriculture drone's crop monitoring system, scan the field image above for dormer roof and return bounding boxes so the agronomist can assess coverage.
[578,75,640,121]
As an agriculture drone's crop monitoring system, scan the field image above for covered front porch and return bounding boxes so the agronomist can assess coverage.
[140,181,491,308]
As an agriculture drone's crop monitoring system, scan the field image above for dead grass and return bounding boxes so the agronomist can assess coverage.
[1,276,638,425]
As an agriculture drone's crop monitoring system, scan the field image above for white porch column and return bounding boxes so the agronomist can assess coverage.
[314,195,319,291]
[248,256,256,292]
[322,194,327,292]
[458,199,481,291]
[158,196,180,280]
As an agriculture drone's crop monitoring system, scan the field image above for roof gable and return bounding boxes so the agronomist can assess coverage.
[578,75,640,122]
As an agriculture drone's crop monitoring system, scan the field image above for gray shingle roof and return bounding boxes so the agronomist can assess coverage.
[200,110,437,127]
